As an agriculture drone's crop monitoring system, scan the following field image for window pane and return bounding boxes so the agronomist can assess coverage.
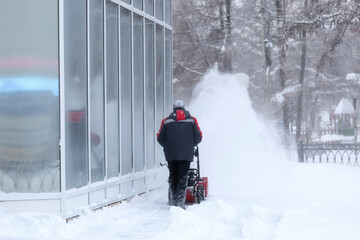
[121,0,131,4]
[90,0,105,183]
[155,0,163,20]
[133,14,144,172]
[165,0,171,25]
[120,8,133,175]
[155,25,164,164]
[133,0,143,10]
[165,29,172,114]
[155,25,164,133]
[145,20,155,169]
[64,0,88,189]
[106,0,120,179]
[0,0,59,193]
[145,0,154,16]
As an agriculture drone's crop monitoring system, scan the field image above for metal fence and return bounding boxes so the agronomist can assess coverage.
[297,141,360,167]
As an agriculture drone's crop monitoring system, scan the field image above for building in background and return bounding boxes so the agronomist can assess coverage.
[0,0,172,218]
[331,98,355,136]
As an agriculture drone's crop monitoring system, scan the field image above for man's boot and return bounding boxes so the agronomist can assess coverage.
[168,187,176,206]
[175,174,188,209]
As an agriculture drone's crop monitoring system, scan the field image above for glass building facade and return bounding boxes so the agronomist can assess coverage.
[0,0,172,218]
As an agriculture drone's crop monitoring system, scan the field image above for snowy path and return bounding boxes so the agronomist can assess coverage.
[0,189,281,240]
[2,163,360,240]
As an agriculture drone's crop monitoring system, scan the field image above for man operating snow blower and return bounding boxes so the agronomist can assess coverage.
[157,100,202,209]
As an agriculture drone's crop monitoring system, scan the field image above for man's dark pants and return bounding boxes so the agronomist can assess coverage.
[168,160,191,208]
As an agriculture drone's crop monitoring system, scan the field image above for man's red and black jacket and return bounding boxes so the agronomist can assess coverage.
[157,108,202,162]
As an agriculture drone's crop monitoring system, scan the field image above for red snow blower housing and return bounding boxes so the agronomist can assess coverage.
[185,146,208,204]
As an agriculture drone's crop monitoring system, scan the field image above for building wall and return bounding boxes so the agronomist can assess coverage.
[0,0,172,218]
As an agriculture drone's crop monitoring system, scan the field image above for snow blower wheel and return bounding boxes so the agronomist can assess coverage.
[196,185,205,203]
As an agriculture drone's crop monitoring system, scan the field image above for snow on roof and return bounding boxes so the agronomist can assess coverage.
[334,98,354,115]
[345,73,360,81]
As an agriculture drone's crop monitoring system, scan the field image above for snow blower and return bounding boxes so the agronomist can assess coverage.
[185,146,208,204]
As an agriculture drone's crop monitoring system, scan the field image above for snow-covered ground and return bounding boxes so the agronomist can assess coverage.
[320,134,355,143]
[1,69,360,240]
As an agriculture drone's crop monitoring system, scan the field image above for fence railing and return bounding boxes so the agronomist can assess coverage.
[297,141,360,167]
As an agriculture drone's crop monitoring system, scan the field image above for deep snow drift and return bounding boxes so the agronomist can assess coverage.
[1,69,360,240]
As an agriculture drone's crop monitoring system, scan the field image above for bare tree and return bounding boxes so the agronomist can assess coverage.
[173,0,360,143]
[222,0,233,72]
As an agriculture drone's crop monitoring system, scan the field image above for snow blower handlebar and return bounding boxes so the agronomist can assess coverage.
[194,146,200,181]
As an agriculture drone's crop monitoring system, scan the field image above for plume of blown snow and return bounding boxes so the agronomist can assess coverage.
[189,68,292,205]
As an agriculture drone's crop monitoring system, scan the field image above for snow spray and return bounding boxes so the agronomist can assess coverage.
[189,68,292,204]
